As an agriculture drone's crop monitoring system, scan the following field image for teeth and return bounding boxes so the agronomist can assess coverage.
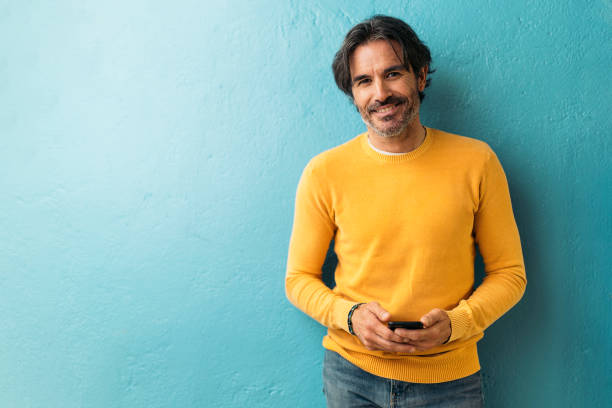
[377,106,393,113]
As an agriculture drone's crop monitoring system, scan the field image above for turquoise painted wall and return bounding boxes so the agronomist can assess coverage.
[1,1,610,406]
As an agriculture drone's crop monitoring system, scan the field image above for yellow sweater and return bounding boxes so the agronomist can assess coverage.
[285,128,526,383]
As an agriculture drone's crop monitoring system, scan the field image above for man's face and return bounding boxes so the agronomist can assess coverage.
[349,40,426,138]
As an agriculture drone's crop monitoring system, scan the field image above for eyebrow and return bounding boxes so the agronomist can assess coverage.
[351,65,408,85]
[384,65,407,74]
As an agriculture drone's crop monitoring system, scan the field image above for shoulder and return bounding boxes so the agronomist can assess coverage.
[296,135,363,199]
[304,133,363,173]
[431,128,494,157]
[430,128,499,171]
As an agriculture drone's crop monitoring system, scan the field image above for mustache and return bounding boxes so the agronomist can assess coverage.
[367,96,407,113]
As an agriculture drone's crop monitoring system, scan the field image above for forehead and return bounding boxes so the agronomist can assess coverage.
[349,39,407,78]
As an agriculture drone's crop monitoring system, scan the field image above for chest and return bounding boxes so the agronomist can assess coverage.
[332,167,479,244]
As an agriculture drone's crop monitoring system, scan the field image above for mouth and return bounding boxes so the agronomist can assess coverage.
[370,101,404,116]
[375,103,400,113]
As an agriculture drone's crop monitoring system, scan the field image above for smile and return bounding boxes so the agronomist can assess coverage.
[371,101,403,115]
[376,105,395,113]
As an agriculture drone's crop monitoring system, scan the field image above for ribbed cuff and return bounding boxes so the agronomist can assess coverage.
[446,300,473,343]
[334,298,359,333]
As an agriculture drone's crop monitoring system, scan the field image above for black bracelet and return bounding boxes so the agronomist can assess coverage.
[347,303,365,335]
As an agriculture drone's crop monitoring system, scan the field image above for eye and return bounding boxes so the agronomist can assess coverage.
[357,78,371,86]
[386,71,401,78]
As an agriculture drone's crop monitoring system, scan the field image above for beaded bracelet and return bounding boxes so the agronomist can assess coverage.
[347,303,365,335]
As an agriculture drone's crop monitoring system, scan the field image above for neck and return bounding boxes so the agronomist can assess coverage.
[367,120,426,154]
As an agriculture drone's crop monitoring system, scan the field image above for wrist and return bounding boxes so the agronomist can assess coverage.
[443,325,452,344]
[347,303,365,335]
[442,312,452,344]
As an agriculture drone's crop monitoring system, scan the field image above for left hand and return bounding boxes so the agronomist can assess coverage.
[393,308,451,352]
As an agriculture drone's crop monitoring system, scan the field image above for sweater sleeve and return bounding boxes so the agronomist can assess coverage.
[285,160,356,332]
[446,150,527,342]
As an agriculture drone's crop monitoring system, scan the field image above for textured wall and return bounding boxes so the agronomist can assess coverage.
[1,1,610,407]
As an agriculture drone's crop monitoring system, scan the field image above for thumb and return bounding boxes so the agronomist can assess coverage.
[420,308,444,328]
[368,302,391,322]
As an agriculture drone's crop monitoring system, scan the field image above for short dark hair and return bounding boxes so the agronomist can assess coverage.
[332,15,433,102]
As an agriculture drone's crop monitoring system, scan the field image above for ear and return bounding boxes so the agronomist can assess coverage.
[417,66,428,92]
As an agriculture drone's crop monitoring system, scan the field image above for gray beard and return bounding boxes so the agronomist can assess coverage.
[362,104,418,138]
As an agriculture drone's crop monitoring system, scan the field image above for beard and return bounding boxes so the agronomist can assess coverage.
[358,93,419,138]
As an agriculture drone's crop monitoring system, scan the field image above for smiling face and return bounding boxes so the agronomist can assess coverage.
[349,40,427,138]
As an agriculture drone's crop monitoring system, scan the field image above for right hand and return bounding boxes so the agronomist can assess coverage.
[350,302,416,353]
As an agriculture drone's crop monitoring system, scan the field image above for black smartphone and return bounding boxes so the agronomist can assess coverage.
[388,321,424,330]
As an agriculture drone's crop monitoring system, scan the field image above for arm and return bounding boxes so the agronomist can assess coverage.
[445,150,527,343]
[285,161,418,351]
[285,160,355,331]
[376,149,525,350]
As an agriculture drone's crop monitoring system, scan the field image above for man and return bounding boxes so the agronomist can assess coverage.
[285,15,526,407]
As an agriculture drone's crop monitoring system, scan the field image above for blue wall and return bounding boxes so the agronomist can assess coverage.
[1,1,610,406]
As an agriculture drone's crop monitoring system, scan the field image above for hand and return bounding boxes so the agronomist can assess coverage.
[393,308,452,352]
[350,302,416,353]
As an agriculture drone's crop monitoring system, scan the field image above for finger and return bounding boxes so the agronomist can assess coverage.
[357,323,408,351]
[357,318,421,352]
[358,309,407,343]
[393,328,426,342]
[353,310,399,345]
[420,310,452,344]
[357,312,414,346]
[374,322,412,344]
[366,334,418,353]
[402,321,450,349]
[420,308,446,328]
[397,323,440,341]
[366,302,391,322]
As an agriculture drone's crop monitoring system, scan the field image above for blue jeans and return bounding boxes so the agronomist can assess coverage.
[323,350,484,408]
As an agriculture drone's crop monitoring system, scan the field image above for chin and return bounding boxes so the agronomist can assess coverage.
[370,120,409,138]
[373,128,405,138]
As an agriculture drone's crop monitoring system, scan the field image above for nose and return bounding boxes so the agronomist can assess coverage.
[373,78,392,102]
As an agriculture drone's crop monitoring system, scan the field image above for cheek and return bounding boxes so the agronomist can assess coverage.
[352,88,373,105]
[353,96,369,113]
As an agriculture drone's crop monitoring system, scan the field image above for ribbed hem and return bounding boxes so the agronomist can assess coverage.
[323,331,481,383]
[360,127,434,164]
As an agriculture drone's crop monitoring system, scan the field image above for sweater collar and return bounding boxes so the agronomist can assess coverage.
[360,127,434,163]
